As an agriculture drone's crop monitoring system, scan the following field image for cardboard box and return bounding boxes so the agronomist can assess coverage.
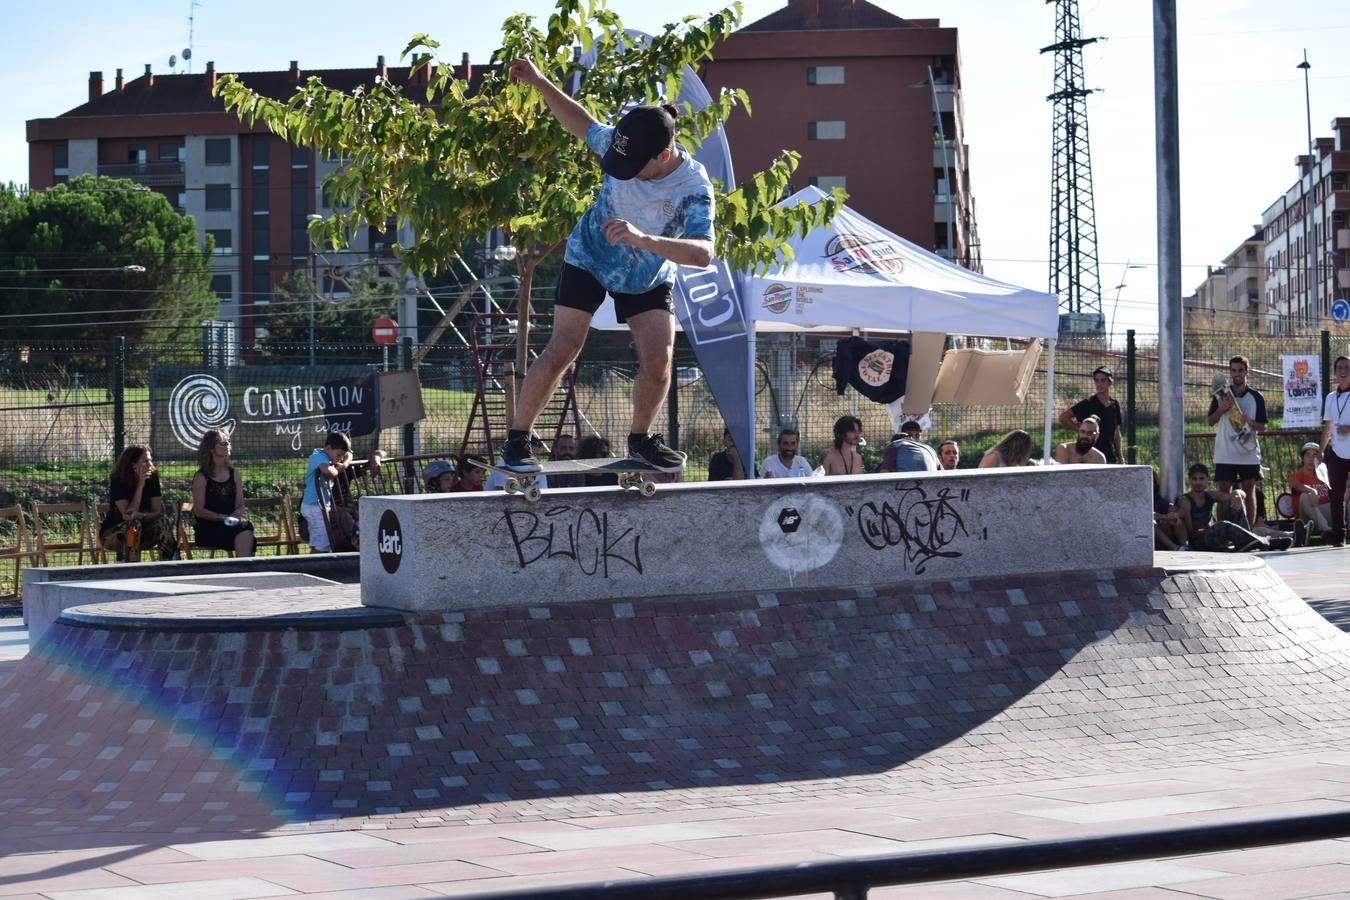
[932,342,1042,406]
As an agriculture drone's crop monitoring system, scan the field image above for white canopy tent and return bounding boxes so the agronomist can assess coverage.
[593,186,1062,463]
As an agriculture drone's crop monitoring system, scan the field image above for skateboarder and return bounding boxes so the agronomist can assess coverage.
[500,57,716,474]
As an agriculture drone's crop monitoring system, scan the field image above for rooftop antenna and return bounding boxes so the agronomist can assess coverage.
[185,0,201,73]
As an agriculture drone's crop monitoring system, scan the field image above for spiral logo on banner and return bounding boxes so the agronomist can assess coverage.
[168,374,236,450]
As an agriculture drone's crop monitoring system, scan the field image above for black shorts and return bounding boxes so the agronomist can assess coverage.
[555,262,673,324]
[1213,462,1261,484]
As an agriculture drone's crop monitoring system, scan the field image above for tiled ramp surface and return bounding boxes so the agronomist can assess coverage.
[4,553,1350,847]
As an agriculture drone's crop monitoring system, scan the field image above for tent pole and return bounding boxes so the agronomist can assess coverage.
[747,326,758,477]
[1043,338,1057,462]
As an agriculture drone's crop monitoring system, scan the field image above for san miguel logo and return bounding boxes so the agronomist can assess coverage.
[762,283,794,314]
[824,233,905,276]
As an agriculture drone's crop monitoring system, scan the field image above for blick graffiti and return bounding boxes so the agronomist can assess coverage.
[496,506,643,577]
[850,484,973,573]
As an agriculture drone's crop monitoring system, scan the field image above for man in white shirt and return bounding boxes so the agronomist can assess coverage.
[761,427,815,479]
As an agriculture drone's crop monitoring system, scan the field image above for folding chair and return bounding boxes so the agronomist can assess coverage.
[31,501,96,567]
[0,506,35,597]
[245,496,297,555]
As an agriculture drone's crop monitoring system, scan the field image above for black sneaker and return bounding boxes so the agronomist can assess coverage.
[1294,520,1308,548]
[628,432,687,473]
[1270,535,1294,552]
[499,434,541,473]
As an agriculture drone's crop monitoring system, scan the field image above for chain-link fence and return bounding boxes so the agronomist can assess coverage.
[0,325,1341,592]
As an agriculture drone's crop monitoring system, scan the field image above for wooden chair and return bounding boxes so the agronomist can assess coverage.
[93,502,109,564]
[0,506,35,597]
[245,496,298,556]
[31,501,96,567]
[174,500,227,560]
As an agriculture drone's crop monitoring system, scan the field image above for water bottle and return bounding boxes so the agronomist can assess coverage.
[125,523,140,549]
[223,516,240,527]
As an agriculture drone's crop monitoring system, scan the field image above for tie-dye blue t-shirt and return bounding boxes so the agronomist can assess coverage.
[564,122,715,296]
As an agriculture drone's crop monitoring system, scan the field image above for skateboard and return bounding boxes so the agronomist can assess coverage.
[470,457,679,502]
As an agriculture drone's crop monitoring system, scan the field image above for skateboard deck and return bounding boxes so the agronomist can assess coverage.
[469,456,680,501]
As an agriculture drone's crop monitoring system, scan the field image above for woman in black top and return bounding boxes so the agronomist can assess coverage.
[99,444,167,561]
[191,429,256,556]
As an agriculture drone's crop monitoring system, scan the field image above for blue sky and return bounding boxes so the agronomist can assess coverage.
[4,0,1349,336]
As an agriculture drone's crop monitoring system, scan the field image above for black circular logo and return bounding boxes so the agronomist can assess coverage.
[778,507,802,534]
[377,510,403,574]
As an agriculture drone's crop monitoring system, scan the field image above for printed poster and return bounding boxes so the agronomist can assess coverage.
[1281,354,1321,428]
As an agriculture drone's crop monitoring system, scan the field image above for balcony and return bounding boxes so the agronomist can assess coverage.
[96,161,185,187]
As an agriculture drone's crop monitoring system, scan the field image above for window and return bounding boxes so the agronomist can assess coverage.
[251,269,272,305]
[210,274,232,300]
[252,214,270,254]
[250,136,270,169]
[127,145,147,167]
[204,184,231,211]
[206,229,232,254]
[291,144,309,168]
[807,121,845,141]
[811,175,847,191]
[52,142,69,184]
[204,138,231,165]
[158,142,183,161]
[807,66,845,85]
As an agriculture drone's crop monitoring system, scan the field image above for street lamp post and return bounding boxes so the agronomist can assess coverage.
[306,214,324,366]
[1298,50,1318,324]
[1108,260,1146,337]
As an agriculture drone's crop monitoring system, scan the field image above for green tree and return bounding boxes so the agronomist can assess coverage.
[214,0,843,376]
[259,270,398,355]
[0,175,216,345]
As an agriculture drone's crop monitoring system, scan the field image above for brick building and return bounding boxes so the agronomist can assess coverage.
[26,57,482,346]
[703,0,980,269]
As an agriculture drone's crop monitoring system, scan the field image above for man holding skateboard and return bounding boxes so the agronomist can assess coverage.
[500,58,715,474]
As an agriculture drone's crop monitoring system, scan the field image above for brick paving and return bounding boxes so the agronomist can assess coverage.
[3,550,1350,896]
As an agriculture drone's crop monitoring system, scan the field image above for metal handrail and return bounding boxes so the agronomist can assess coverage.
[449,809,1350,900]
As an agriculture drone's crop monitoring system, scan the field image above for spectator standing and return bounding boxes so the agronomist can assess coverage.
[190,429,256,557]
[1208,355,1267,527]
[761,427,814,478]
[937,440,960,470]
[99,444,169,561]
[708,426,750,480]
[881,421,938,472]
[822,415,865,476]
[301,431,353,553]
[1059,366,1123,464]
[1055,415,1109,465]
[979,430,1034,468]
[1321,355,1350,546]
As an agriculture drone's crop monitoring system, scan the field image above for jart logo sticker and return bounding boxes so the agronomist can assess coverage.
[377,509,403,574]
[824,232,904,276]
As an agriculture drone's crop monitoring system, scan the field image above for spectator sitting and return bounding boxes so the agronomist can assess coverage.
[979,430,1034,468]
[881,420,938,472]
[577,434,619,486]
[1216,489,1292,552]
[1055,415,1109,465]
[761,426,814,479]
[937,439,960,470]
[423,459,457,493]
[190,428,256,557]
[822,415,865,476]
[1179,463,1288,552]
[1289,441,1331,545]
[99,444,170,562]
[1152,469,1187,551]
[452,455,488,492]
[709,426,749,480]
[549,433,587,488]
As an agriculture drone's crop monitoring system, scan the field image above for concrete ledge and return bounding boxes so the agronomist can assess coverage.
[24,571,342,645]
[360,465,1154,612]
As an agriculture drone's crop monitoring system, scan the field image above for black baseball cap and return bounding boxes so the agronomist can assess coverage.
[600,105,676,180]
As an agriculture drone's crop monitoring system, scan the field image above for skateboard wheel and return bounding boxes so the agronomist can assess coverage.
[524,485,542,503]
[639,480,657,497]
[505,477,520,493]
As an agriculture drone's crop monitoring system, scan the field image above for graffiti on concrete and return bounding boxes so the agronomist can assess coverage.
[850,484,972,573]
[496,505,643,577]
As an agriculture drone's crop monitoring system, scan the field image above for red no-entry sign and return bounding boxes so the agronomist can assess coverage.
[371,317,398,346]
